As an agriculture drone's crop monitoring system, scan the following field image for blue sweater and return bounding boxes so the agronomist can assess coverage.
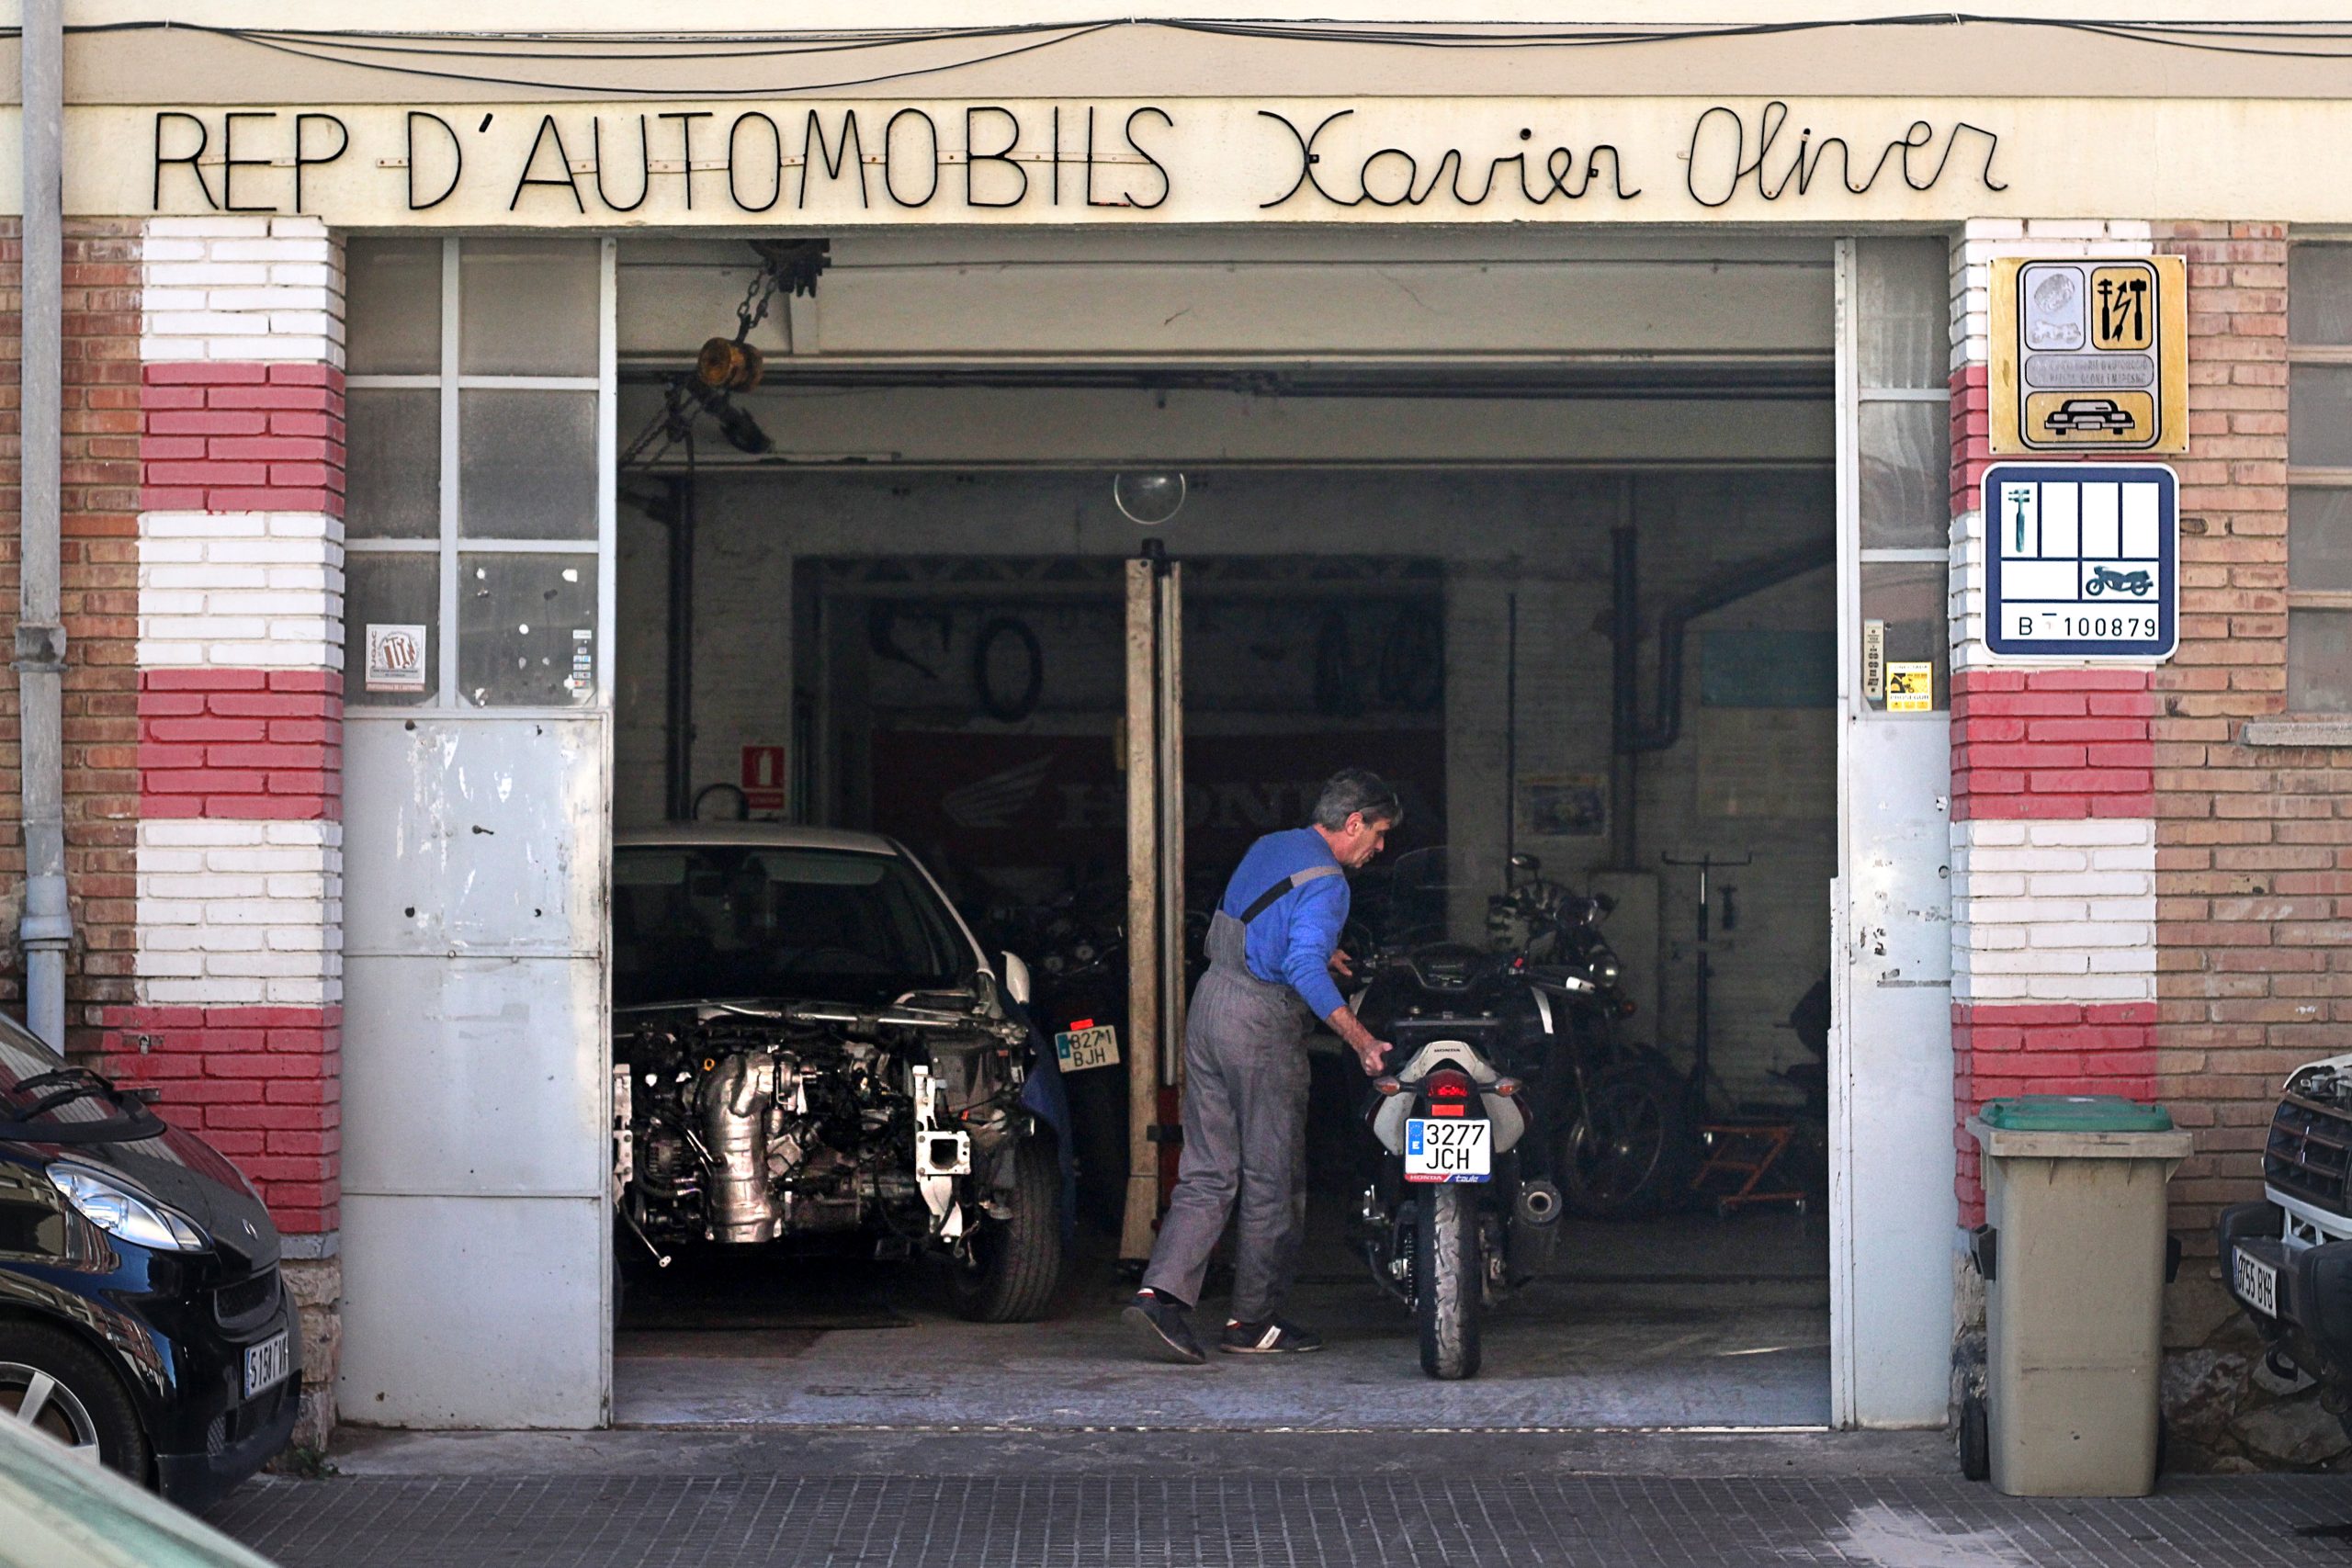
[1218,827,1350,1020]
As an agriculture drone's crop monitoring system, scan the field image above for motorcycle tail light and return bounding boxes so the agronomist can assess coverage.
[1069,1018,1094,1031]
[1617,998,1638,1018]
[1373,1077,1403,1097]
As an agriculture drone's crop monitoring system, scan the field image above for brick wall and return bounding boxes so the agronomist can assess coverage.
[0,220,144,1058]
[1946,220,2167,1228]
[2149,220,2310,1261]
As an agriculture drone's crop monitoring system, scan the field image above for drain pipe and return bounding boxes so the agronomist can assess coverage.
[1615,534,1838,757]
[17,0,69,1052]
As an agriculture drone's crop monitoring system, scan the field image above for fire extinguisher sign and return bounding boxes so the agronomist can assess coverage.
[741,745,787,812]
[1983,462,2177,662]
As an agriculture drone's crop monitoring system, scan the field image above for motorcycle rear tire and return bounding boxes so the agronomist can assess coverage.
[1557,1061,1690,1221]
[947,1138,1064,1324]
[1417,1182,1482,1380]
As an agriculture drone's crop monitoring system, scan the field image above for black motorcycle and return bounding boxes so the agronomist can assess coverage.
[1347,851,1685,1379]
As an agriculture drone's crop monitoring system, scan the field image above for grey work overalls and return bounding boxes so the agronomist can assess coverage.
[1140,864,1340,1324]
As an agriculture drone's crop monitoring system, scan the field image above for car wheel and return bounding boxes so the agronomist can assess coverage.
[0,1324,149,1482]
[947,1138,1064,1323]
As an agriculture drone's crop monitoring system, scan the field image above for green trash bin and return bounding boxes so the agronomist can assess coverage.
[1965,1096,2193,1497]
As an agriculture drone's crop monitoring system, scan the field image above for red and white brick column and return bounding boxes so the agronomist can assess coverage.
[1948,220,2164,1228]
[99,216,345,1441]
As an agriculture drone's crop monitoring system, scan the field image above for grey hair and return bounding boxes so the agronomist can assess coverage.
[1310,768,1403,831]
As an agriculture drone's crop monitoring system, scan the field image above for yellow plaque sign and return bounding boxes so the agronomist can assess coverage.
[1989,255,2187,456]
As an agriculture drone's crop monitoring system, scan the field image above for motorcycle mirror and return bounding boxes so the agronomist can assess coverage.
[1593,893,1617,916]
[1509,852,1541,873]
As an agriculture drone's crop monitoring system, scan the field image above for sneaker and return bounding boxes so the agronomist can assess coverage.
[1220,1317,1325,1355]
[1124,1291,1207,1365]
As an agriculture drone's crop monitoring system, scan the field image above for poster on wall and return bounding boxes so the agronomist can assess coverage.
[1520,774,1607,838]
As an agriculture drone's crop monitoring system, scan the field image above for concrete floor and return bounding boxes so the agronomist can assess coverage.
[612,1207,1831,1430]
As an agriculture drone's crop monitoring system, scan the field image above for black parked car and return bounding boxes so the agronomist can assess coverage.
[0,1010,297,1507]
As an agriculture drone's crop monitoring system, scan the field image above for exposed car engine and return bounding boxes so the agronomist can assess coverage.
[619,998,1031,1256]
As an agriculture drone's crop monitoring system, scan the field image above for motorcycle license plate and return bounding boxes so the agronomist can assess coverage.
[1405,1118,1490,1183]
[2234,1247,2278,1319]
[244,1331,291,1400]
[1054,1024,1120,1072]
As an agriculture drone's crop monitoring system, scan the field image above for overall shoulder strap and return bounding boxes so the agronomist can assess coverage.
[1238,863,1342,924]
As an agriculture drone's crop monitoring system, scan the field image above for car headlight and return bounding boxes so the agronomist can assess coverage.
[48,1166,208,1252]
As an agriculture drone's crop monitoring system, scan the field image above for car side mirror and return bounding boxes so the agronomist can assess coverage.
[1001,951,1032,1008]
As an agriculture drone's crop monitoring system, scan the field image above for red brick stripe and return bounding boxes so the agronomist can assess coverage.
[1951,1000,2159,1226]
[141,362,345,514]
[1951,669,2155,821]
[1951,363,1991,515]
[97,1005,342,1235]
[138,670,342,820]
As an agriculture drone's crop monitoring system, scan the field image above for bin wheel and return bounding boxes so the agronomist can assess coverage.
[1959,1393,1990,1483]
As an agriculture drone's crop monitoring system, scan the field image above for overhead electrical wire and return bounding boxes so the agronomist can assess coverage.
[6,15,2352,96]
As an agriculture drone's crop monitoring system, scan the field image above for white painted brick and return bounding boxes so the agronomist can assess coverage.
[1961,975,2030,1001]
[1981,949,2092,975]
[146,310,272,337]
[1958,819,2027,847]
[2087,948,2159,973]
[1965,846,2089,874]
[2027,818,2154,848]
[2023,219,2113,240]
[1963,219,2027,241]
[207,953,328,979]
[1962,873,2027,899]
[2030,974,2153,1002]
[207,238,334,264]
[2025,920,2151,949]
[143,927,266,954]
[2025,871,2154,898]
[268,263,341,289]
[148,259,274,288]
[2086,897,2160,923]
[139,238,209,262]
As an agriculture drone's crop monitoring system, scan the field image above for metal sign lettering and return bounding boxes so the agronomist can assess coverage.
[1983,462,2177,660]
[1990,256,2187,455]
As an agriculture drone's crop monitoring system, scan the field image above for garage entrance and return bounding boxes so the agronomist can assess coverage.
[337,229,1955,1433]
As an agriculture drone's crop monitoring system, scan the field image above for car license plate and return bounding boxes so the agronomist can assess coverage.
[244,1331,290,1400]
[1405,1117,1490,1183]
[2234,1247,2279,1320]
[1054,1024,1120,1072]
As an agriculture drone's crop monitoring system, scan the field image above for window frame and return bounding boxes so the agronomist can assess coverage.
[2287,240,2352,713]
[344,236,616,713]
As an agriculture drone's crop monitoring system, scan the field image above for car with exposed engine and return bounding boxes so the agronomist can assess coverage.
[2218,1051,2352,1437]
[610,826,1064,1321]
[0,1010,298,1508]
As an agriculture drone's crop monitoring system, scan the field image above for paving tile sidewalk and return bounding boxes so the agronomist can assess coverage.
[204,1431,2352,1568]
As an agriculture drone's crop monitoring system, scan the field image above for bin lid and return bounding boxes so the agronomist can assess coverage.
[1976,1095,2173,1133]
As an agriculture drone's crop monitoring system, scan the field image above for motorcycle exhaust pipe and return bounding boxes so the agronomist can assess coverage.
[1516,1179,1563,1228]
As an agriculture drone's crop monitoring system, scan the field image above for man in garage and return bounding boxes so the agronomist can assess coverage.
[1125,769,1400,1362]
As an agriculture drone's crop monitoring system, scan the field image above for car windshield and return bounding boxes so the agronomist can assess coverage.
[0,1014,153,1137]
[613,844,973,1010]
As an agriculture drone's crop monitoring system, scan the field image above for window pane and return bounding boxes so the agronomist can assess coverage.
[1860,400,1950,549]
[459,553,599,707]
[458,389,597,540]
[460,240,599,376]
[345,553,438,707]
[1861,559,1949,714]
[2290,367,2352,468]
[2290,245,2352,346]
[345,238,442,375]
[2289,609,2352,713]
[345,388,439,540]
[1858,237,1950,389]
[2291,488,2352,592]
